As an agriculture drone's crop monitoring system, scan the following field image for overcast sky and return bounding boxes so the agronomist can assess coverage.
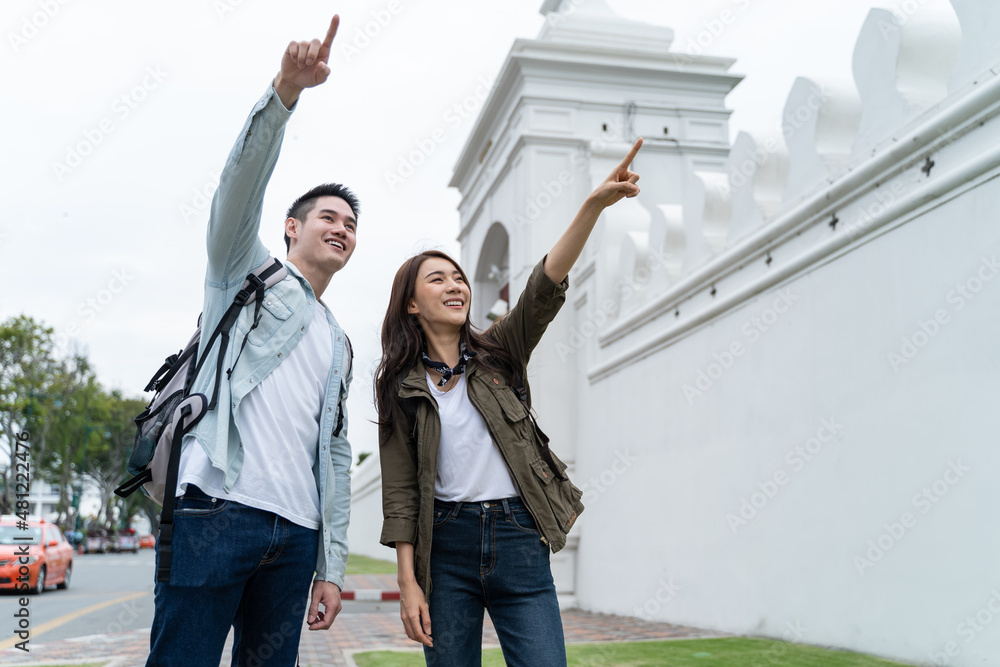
[2,0,928,460]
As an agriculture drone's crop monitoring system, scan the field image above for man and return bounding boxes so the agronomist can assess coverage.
[147,15,355,667]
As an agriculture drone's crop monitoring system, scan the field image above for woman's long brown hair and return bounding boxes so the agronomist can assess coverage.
[374,250,516,431]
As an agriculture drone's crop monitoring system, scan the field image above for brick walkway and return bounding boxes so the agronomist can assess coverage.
[0,575,723,666]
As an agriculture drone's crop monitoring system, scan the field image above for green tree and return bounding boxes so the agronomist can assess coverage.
[86,389,147,531]
[0,316,58,514]
[39,361,105,527]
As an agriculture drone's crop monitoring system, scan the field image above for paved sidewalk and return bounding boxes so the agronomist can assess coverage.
[0,575,722,666]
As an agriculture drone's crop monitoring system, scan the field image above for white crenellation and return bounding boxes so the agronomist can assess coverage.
[726,130,789,246]
[616,201,684,317]
[780,77,862,206]
[681,166,731,275]
[617,230,652,314]
[595,202,651,316]
[947,0,1000,93]
[851,6,961,159]
[591,139,652,312]
[649,203,684,283]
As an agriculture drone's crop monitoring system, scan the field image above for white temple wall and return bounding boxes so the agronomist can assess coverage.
[351,1,1000,662]
[572,168,1000,663]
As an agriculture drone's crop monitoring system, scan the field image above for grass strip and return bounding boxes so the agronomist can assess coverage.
[353,637,918,666]
[345,553,398,576]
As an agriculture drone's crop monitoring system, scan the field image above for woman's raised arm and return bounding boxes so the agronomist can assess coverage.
[544,138,643,284]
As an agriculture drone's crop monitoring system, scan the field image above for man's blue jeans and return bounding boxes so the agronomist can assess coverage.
[423,497,566,667]
[146,486,318,667]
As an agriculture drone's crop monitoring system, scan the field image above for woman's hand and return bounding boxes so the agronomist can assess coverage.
[399,577,433,647]
[588,137,642,208]
[544,137,644,283]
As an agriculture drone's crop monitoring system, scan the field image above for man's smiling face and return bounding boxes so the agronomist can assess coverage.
[286,195,357,275]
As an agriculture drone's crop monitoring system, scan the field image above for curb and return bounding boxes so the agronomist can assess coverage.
[340,589,400,601]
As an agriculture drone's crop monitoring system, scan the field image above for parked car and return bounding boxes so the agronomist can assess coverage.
[139,534,155,549]
[0,516,74,594]
[84,532,108,554]
[115,533,140,553]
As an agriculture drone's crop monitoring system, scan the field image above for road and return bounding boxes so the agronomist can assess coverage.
[1,549,155,648]
[0,549,391,650]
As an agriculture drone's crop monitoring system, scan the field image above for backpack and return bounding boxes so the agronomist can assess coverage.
[114,256,287,582]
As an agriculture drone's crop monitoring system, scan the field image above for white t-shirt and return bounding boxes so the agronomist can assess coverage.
[178,299,332,529]
[429,373,519,502]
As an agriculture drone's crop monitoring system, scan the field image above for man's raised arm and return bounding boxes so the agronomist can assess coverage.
[205,15,340,285]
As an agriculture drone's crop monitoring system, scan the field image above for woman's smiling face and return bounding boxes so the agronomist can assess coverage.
[407,256,472,331]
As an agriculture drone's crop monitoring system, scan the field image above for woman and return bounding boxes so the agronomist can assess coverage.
[375,138,643,666]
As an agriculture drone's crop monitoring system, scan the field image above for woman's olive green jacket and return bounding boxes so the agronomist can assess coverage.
[379,257,585,597]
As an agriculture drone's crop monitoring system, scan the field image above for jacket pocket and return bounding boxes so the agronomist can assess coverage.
[236,291,292,347]
[533,454,584,536]
[495,388,528,423]
[530,457,555,486]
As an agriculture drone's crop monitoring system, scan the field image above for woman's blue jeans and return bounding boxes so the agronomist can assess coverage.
[423,497,566,667]
[146,486,318,667]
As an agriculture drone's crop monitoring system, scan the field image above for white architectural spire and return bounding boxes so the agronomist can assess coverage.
[537,0,674,52]
[539,0,618,19]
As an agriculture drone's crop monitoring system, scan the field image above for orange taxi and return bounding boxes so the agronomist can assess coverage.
[0,517,74,594]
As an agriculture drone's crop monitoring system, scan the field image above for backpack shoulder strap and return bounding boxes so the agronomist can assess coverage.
[190,256,288,408]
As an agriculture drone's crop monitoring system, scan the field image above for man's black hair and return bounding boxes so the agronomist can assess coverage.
[284,183,360,252]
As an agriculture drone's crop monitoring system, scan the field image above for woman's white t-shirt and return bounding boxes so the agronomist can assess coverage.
[428,372,519,502]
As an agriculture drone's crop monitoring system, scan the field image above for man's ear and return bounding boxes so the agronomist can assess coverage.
[284,217,300,246]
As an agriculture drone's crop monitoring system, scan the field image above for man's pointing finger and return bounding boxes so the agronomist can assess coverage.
[322,14,340,49]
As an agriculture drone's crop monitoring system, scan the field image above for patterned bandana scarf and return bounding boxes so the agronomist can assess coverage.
[422,341,478,387]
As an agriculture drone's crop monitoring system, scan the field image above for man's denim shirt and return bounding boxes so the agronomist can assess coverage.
[183,84,352,589]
